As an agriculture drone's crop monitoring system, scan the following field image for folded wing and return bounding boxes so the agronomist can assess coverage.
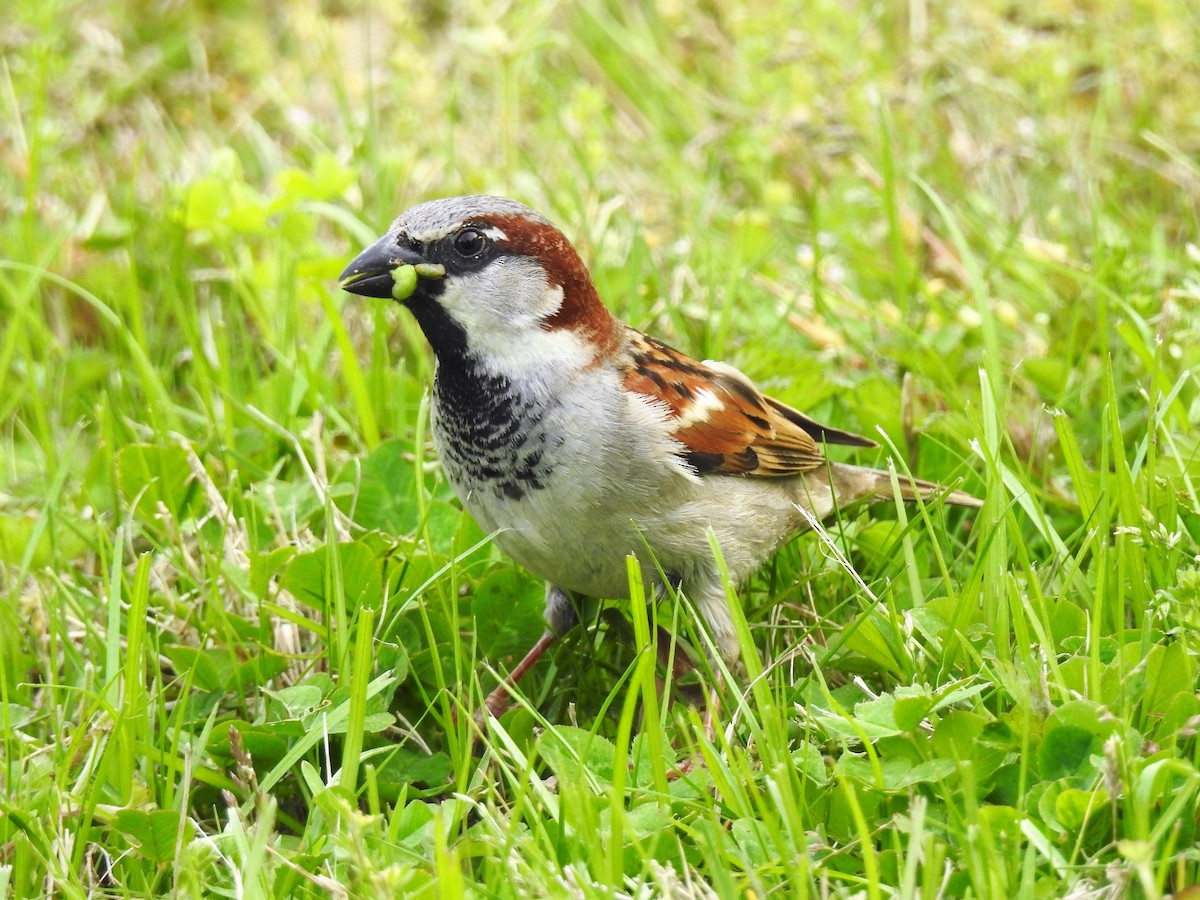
[622,331,876,477]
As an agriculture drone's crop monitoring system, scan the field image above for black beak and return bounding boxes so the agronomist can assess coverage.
[339,233,436,299]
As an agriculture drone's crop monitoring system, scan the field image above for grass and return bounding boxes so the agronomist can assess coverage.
[2,0,1199,895]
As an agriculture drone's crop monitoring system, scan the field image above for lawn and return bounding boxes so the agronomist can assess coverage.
[2,0,1199,896]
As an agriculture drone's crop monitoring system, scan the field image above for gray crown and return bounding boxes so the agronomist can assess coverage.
[392,195,552,242]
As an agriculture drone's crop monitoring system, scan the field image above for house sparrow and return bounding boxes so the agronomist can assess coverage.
[340,195,980,718]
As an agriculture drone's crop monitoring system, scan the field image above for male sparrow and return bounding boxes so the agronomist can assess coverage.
[340,195,980,718]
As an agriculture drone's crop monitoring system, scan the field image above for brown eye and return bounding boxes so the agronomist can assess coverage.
[453,228,488,258]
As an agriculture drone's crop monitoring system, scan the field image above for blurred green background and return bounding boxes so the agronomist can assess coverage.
[3,0,1199,895]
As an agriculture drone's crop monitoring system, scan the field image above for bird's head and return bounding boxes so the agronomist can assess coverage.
[340,195,619,369]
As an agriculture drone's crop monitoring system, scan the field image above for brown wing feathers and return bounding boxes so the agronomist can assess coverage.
[623,331,876,477]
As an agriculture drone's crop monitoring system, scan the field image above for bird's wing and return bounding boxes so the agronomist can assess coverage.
[622,330,876,477]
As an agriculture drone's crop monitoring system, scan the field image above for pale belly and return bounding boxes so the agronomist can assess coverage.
[447,443,826,602]
[428,356,836,601]
[449,440,677,599]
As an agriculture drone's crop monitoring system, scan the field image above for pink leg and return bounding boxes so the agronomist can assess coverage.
[655,625,696,681]
[479,630,559,722]
[665,682,722,780]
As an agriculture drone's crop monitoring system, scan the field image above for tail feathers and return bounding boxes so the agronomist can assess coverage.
[835,463,983,510]
[893,476,983,509]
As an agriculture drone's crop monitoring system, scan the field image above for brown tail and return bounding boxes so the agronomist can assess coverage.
[832,463,983,510]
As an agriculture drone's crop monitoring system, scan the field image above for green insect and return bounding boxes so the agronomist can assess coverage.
[390,263,445,300]
[391,264,419,301]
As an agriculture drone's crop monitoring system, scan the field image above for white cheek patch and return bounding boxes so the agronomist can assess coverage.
[432,260,592,375]
[439,257,565,334]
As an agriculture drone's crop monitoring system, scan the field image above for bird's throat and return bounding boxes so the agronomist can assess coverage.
[432,356,559,502]
[404,291,470,361]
